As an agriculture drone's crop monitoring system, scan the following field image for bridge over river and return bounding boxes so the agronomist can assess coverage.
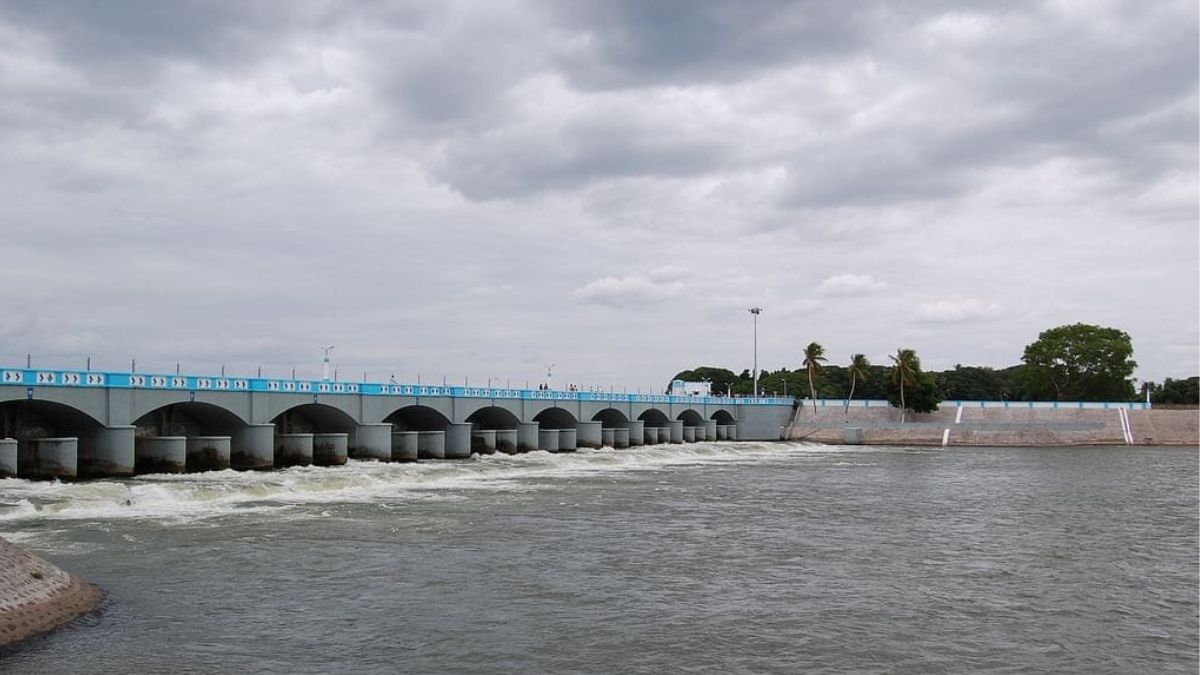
[0,367,795,479]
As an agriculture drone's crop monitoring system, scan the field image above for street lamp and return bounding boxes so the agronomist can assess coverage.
[321,345,334,381]
[748,307,763,397]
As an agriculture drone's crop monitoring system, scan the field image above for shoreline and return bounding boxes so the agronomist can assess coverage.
[0,536,102,650]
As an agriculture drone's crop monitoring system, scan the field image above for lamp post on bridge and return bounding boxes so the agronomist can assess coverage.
[748,307,763,397]
[321,345,334,381]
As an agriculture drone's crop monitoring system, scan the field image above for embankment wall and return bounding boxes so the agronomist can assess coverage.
[787,405,1197,446]
[0,537,101,649]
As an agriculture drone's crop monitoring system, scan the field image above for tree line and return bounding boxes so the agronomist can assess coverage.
[671,323,1198,410]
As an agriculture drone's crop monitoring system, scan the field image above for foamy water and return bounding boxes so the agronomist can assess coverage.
[0,441,867,527]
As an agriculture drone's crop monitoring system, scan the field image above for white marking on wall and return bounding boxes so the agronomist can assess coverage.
[955,406,964,424]
[942,428,950,447]
[1117,408,1133,445]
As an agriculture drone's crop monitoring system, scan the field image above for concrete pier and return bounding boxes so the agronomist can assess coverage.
[704,420,717,441]
[683,426,697,443]
[717,424,730,440]
[135,436,186,474]
[312,433,349,466]
[391,431,419,461]
[417,431,445,459]
[669,421,684,444]
[80,425,135,478]
[186,436,231,471]
[275,433,314,467]
[601,428,616,447]
[614,428,630,448]
[350,423,392,462]
[627,421,644,447]
[496,429,518,454]
[645,427,660,445]
[576,421,602,449]
[232,424,275,470]
[538,428,559,452]
[558,428,577,452]
[0,439,17,478]
[445,423,472,459]
[727,424,738,441]
[472,430,497,455]
[518,422,540,453]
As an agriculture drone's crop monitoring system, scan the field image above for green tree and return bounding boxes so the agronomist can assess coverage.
[802,342,827,413]
[1020,323,1137,401]
[889,348,920,422]
[1152,376,1200,405]
[846,353,871,414]
[887,370,942,414]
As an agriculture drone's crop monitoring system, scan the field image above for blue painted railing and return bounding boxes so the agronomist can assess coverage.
[802,398,1152,410]
[0,367,794,407]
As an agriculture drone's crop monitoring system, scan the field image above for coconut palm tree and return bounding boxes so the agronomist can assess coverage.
[889,348,920,423]
[845,353,871,416]
[802,342,827,413]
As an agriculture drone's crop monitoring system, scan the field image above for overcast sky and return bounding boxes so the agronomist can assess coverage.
[1,1,1196,392]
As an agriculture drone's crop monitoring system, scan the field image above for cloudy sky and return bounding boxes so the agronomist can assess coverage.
[1,0,1196,392]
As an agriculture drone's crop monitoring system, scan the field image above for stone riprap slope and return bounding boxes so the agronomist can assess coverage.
[0,537,101,648]
[787,406,1198,446]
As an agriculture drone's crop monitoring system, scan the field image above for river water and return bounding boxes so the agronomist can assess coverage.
[0,443,1195,674]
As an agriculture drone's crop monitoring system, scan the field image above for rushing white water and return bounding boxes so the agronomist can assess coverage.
[0,442,885,527]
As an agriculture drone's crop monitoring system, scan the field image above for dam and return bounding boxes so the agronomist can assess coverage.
[0,366,796,479]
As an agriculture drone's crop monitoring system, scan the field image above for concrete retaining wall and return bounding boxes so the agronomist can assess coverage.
[788,406,1198,446]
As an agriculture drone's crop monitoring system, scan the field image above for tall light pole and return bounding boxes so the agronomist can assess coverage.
[321,345,334,381]
[748,307,763,397]
[545,363,556,390]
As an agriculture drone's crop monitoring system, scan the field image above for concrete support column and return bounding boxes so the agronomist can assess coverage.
[472,430,497,455]
[417,431,445,459]
[613,428,630,449]
[601,428,616,447]
[728,424,738,441]
[0,438,16,478]
[496,429,518,454]
[559,428,577,451]
[733,421,747,441]
[276,433,314,467]
[232,424,275,470]
[187,436,231,472]
[645,427,660,445]
[538,428,559,452]
[392,431,419,462]
[81,425,135,478]
[312,433,349,466]
[669,421,684,444]
[627,421,644,447]
[704,420,717,441]
[350,423,392,462]
[576,421,602,449]
[135,436,186,474]
[518,423,540,453]
[716,425,730,440]
[445,423,472,459]
[21,438,78,480]
[683,426,697,443]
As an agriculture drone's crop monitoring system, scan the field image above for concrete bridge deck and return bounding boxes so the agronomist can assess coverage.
[0,367,796,480]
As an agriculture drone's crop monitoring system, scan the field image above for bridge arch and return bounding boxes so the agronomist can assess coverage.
[465,406,520,430]
[384,405,451,432]
[710,409,735,425]
[0,399,104,439]
[592,408,629,428]
[133,402,247,436]
[533,407,576,429]
[677,409,705,427]
[272,403,357,433]
[637,408,670,427]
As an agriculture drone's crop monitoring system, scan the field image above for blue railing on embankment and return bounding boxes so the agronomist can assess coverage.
[0,367,794,407]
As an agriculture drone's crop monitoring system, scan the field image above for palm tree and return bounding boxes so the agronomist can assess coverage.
[889,348,920,423]
[845,353,871,416]
[802,342,827,413]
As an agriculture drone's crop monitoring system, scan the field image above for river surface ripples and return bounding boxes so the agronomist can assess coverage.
[0,443,1196,674]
